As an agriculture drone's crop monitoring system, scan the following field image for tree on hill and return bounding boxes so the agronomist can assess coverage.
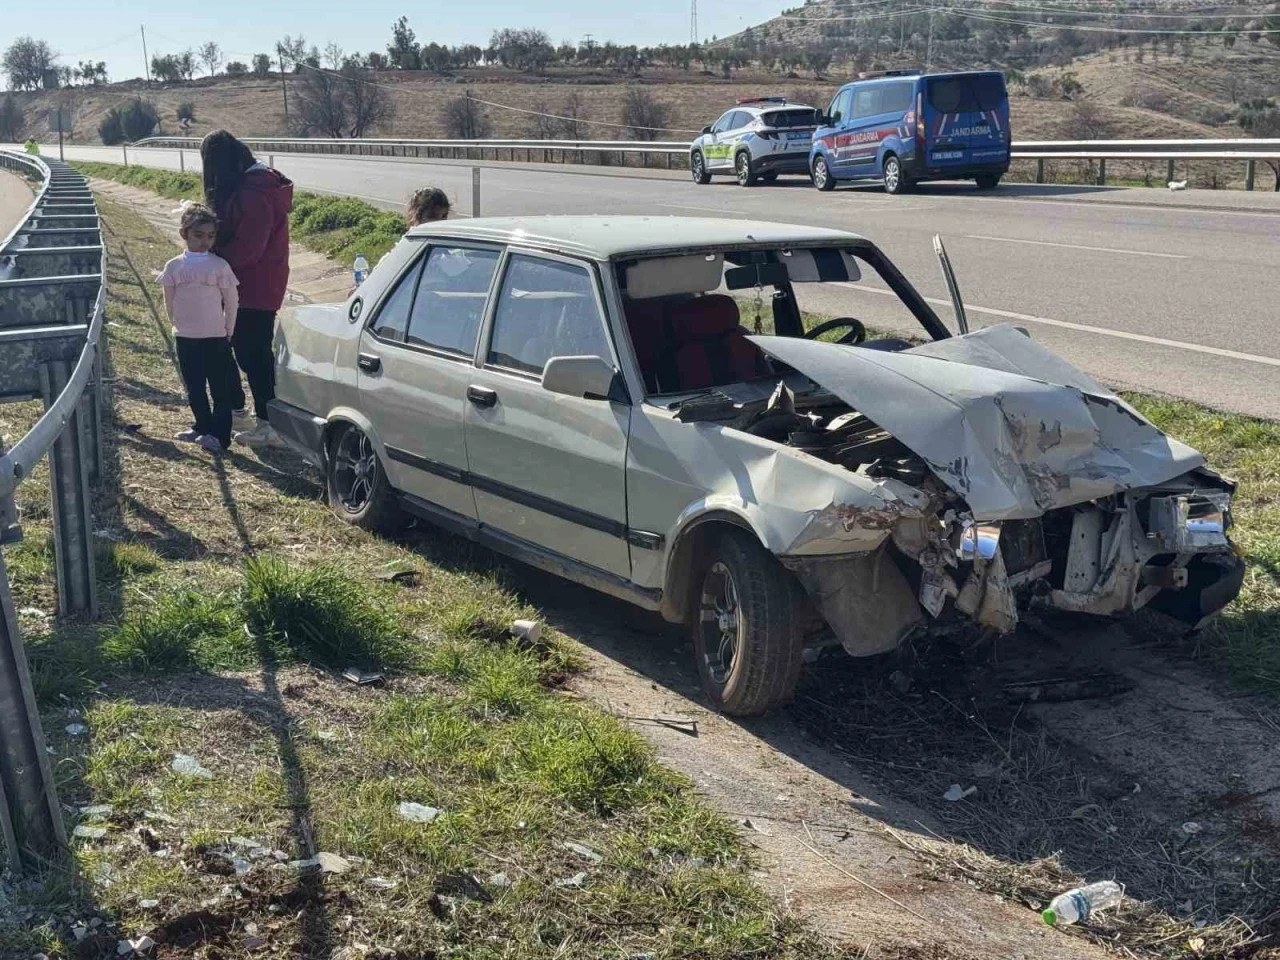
[252,53,272,77]
[294,63,393,137]
[276,35,309,72]
[74,60,108,85]
[151,54,184,84]
[226,61,248,76]
[324,43,345,70]
[442,92,490,139]
[621,87,670,141]
[3,36,58,91]
[488,28,555,73]
[0,93,25,142]
[99,99,158,145]
[388,17,421,69]
[199,42,224,77]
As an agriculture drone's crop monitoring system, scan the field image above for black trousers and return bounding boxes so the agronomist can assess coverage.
[176,336,237,449]
[229,307,277,420]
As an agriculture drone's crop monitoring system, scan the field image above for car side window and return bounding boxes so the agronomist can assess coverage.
[368,255,424,342]
[404,246,501,356]
[487,255,612,377]
[851,86,882,120]
[881,81,914,114]
[828,89,853,124]
[711,112,734,134]
[728,110,749,131]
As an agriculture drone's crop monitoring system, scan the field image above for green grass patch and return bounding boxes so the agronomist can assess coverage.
[103,588,248,671]
[72,160,407,263]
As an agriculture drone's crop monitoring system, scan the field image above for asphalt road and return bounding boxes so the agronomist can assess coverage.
[0,169,34,240]
[51,144,1280,420]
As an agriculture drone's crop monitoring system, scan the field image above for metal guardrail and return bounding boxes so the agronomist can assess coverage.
[128,134,1280,190]
[0,148,105,873]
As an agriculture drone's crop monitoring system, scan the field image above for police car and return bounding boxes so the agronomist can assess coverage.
[690,97,821,187]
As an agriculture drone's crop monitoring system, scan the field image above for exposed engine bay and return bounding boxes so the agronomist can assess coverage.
[669,326,1245,656]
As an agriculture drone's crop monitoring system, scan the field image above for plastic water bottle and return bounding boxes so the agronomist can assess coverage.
[353,253,370,286]
[1042,881,1123,926]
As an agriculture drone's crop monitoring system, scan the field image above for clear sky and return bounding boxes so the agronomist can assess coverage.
[3,0,786,82]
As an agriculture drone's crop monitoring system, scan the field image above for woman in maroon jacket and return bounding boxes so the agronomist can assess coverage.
[200,130,294,448]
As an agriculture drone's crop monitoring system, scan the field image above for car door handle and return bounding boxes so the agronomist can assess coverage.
[357,353,381,373]
[467,385,498,408]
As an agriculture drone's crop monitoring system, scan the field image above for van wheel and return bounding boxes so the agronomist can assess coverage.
[735,152,758,187]
[883,154,909,195]
[976,174,1001,190]
[326,424,399,533]
[812,155,835,192]
[691,151,712,184]
[691,529,805,716]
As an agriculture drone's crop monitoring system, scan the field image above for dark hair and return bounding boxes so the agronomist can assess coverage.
[200,130,255,216]
[179,203,218,235]
[406,187,450,226]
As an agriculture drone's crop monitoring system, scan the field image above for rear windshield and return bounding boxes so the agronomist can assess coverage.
[761,108,819,128]
[926,74,1007,112]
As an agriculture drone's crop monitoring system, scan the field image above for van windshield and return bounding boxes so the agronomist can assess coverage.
[926,74,1006,112]
[762,108,819,128]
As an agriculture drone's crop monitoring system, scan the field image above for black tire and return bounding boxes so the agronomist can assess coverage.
[762,170,779,183]
[882,154,909,195]
[812,154,836,192]
[691,529,805,716]
[326,423,399,533]
[976,174,1001,190]
[735,152,758,187]
[691,151,712,184]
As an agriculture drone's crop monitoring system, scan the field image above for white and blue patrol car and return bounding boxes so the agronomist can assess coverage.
[690,97,821,187]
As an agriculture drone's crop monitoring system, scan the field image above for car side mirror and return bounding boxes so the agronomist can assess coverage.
[817,114,831,127]
[542,355,625,402]
[702,125,712,134]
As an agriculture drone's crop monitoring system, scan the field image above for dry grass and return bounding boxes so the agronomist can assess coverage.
[0,196,847,959]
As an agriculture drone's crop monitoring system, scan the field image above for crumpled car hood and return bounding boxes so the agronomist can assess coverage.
[751,325,1204,521]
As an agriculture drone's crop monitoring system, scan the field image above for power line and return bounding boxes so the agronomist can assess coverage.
[978,0,1272,19]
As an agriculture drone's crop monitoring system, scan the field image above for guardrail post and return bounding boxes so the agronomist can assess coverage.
[472,167,481,218]
[1035,158,1044,184]
[122,143,128,167]
[0,543,68,874]
[179,149,184,173]
[1167,158,1175,184]
[1096,158,1106,186]
[1245,159,1255,191]
[269,155,275,169]
[40,360,97,619]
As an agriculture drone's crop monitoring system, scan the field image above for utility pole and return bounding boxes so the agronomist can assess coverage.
[141,25,151,85]
[279,52,289,118]
[926,0,935,72]
[691,0,699,45]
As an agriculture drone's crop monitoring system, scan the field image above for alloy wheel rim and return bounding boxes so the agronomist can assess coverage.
[700,562,741,685]
[737,155,749,183]
[815,159,828,187]
[335,430,377,514]
[886,159,900,191]
[693,155,703,180]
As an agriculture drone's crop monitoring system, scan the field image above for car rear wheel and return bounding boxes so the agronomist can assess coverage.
[812,155,835,192]
[326,423,399,532]
[976,174,1001,190]
[692,529,805,716]
[691,151,712,184]
[735,152,758,187]
[883,154,909,195]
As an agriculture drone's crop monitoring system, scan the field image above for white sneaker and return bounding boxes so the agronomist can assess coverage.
[231,408,253,428]
[234,420,285,449]
[199,434,226,454]
[175,428,201,443]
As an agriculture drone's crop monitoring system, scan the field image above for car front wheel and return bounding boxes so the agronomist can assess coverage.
[812,154,835,192]
[976,174,1001,190]
[692,529,805,716]
[326,423,398,532]
[691,151,712,184]
[735,152,758,187]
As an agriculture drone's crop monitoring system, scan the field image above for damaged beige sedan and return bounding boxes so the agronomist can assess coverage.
[269,217,1245,715]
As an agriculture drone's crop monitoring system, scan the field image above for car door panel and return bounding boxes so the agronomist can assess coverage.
[464,251,631,578]
[357,244,501,521]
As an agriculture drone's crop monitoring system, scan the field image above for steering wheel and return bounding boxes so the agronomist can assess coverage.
[804,317,867,345]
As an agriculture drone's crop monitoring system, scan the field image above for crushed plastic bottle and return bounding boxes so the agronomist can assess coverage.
[353,253,370,286]
[1043,881,1123,926]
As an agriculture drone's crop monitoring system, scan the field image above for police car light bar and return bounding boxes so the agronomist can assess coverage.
[856,69,923,80]
[736,96,788,105]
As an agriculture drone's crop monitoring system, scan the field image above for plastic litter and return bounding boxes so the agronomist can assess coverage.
[139,900,159,909]
[397,802,440,823]
[943,784,977,802]
[171,754,213,779]
[563,841,603,864]
[1043,880,1123,926]
[366,877,398,890]
[554,871,588,888]
[511,619,543,644]
[488,872,511,888]
[65,723,89,736]
[73,825,107,840]
[80,804,113,819]
[1181,821,1202,835]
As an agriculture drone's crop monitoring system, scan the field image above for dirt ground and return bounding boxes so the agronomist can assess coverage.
[91,180,1280,960]
[0,168,35,237]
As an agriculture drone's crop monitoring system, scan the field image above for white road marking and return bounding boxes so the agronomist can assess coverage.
[653,201,742,214]
[964,234,1188,259]
[842,284,1280,368]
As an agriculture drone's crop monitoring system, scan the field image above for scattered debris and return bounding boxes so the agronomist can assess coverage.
[397,802,440,823]
[71,924,88,941]
[1182,821,1203,835]
[366,877,398,890]
[943,784,978,802]
[342,668,384,686]
[73,825,107,840]
[487,872,511,888]
[554,871,588,888]
[435,872,492,903]
[511,619,543,645]
[65,723,89,736]
[563,841,604,864]
[1168,179,1188,191]
[142,810,175,824]
[623,714,699,735]
[242,936,267,952]
[1002,673,1133,704]
[372,567,419,585]
[742,818,773,837]
[79,804,113,819]
[316,730,339,742]
[316,852,352,874]
[139,900,159,910]
[19,607,50,620]
[171,754,213,779]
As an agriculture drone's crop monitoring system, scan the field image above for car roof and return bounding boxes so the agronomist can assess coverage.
[838,69,1003,90]
[407,216,864,261]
